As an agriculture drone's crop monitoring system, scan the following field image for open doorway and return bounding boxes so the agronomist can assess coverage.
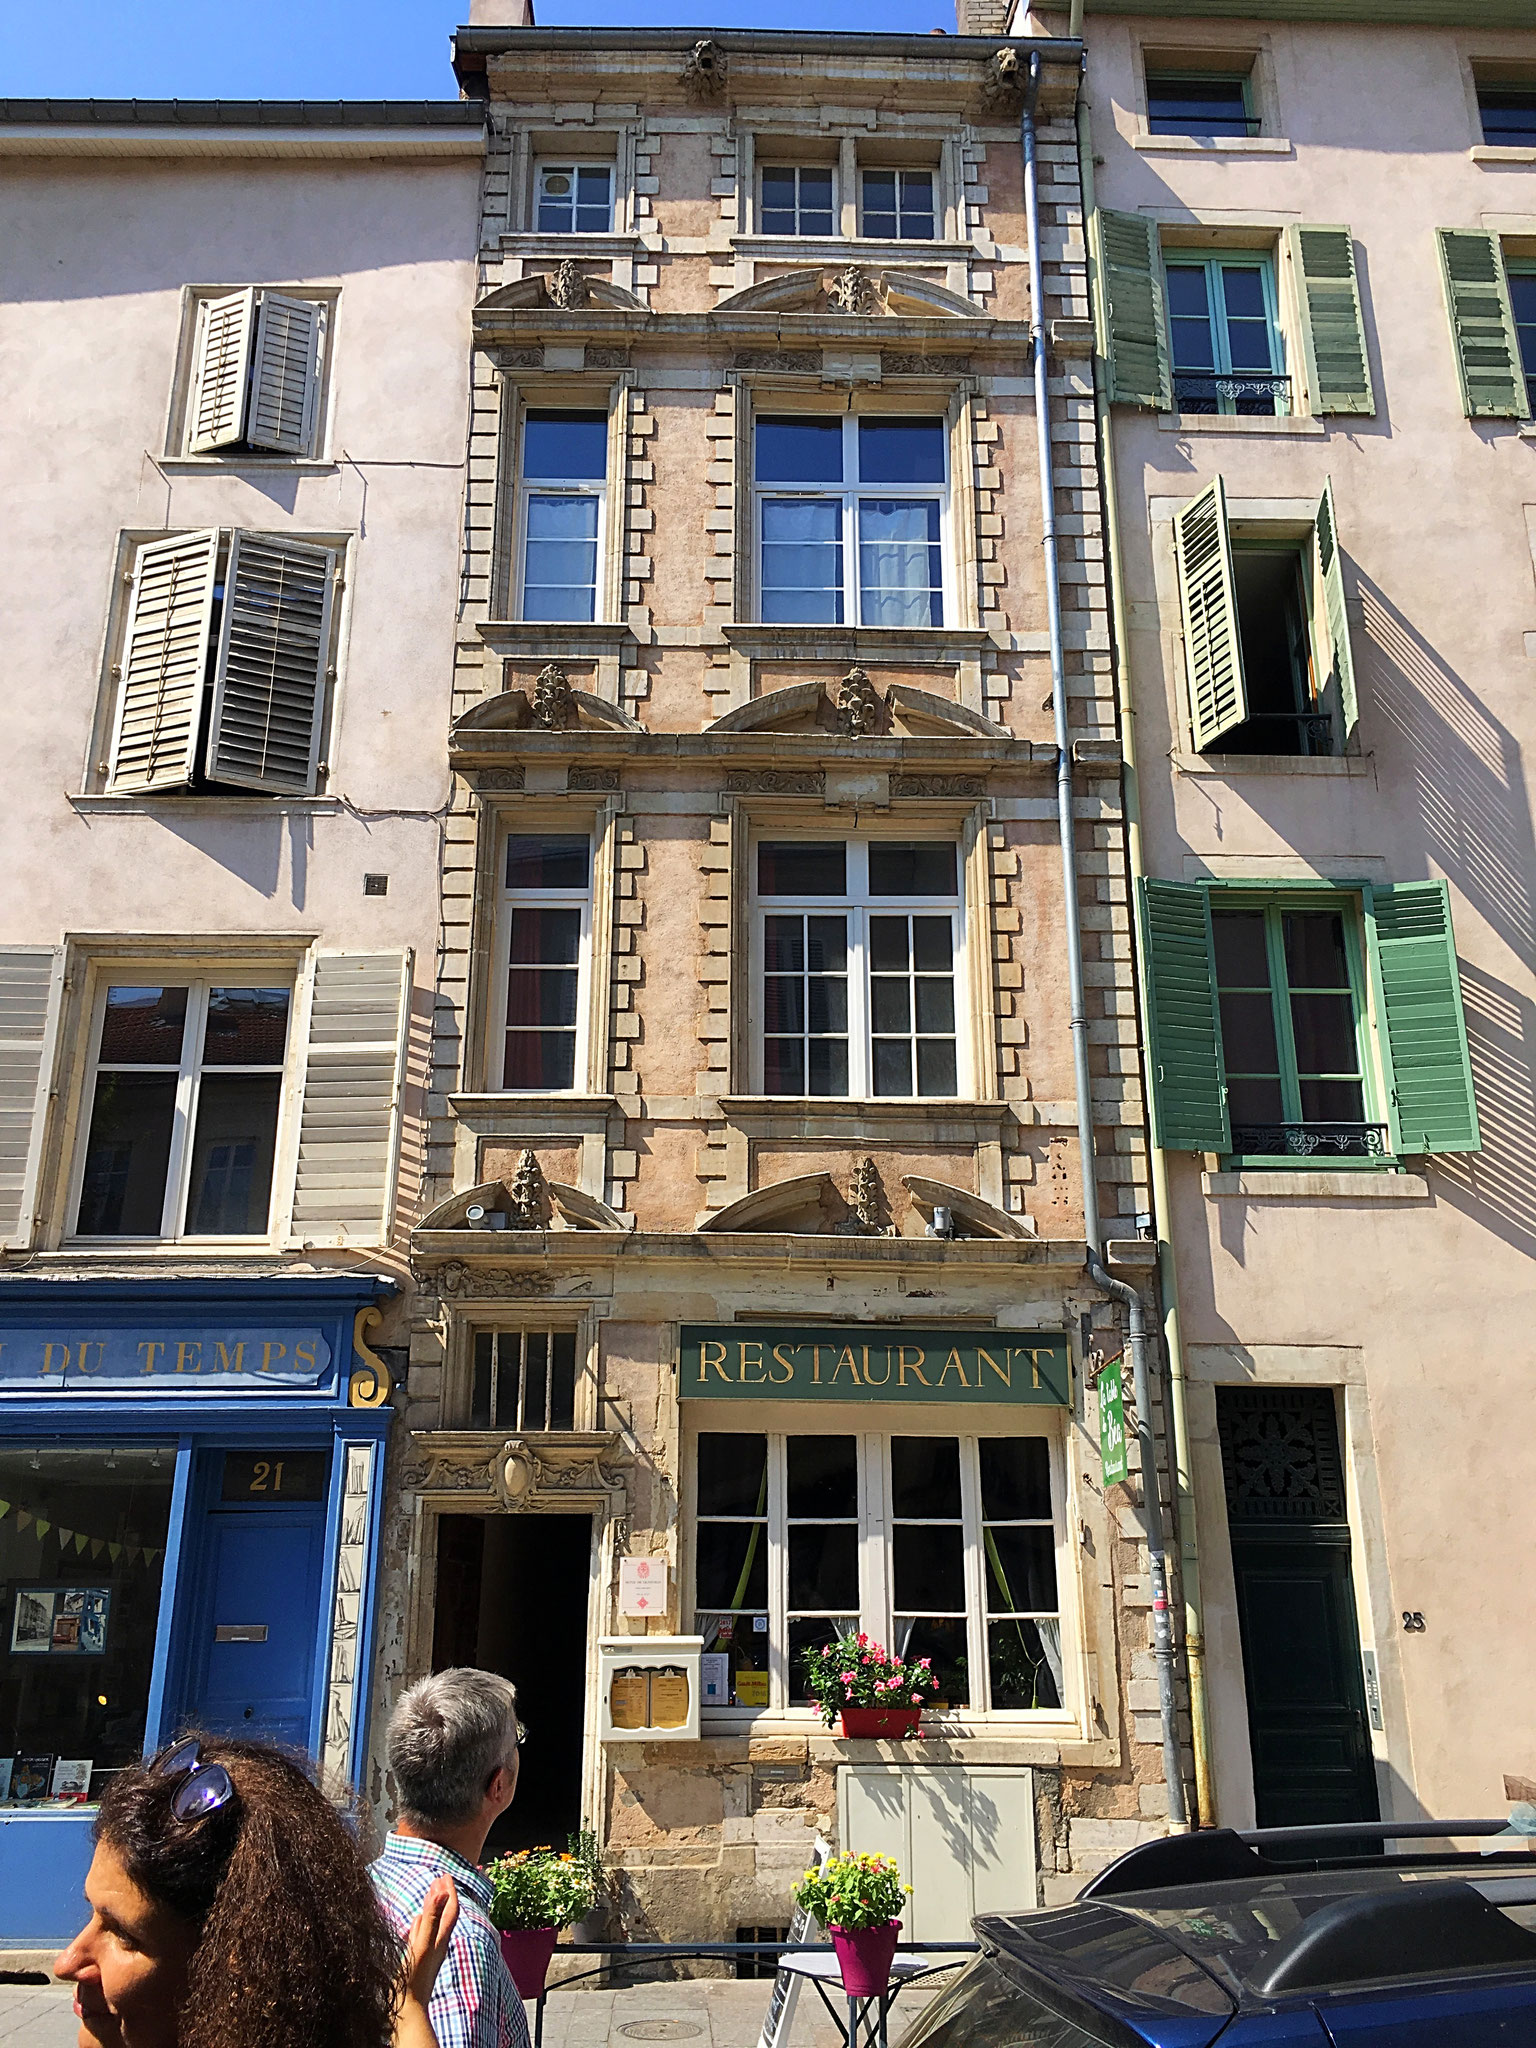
[432,1513,593,1856]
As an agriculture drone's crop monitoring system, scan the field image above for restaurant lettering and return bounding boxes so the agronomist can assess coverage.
[0,1328,333,1391]
[680,1324,1069,1406]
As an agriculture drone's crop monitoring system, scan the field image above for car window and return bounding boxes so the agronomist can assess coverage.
[897,1960,1125,2048]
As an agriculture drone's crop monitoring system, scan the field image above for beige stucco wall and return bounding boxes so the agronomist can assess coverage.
[1086,14,1536,1824]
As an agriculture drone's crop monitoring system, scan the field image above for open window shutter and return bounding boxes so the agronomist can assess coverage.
[247,293,322,454]
[1437,230,1526,418]
[1287,224,1374,415]
[0,948,64,1249]
[187,289,257,452]
[205,531,334,795]
[1364,881,1480,1155]
[1314,479,1359,748]
[108,530,221,793]
[1174,477,1249,752]
[289,951,412,1245]
[1138,879,1230,1153]
[1092,208,1171,410]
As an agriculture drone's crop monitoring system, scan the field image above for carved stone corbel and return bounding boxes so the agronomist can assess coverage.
[826,265,882,317]
[530,666,577,732]
[680,38,727,98]
[835,666,881,738]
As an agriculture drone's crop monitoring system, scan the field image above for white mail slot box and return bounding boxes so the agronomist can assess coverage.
[598,1635,702,1743]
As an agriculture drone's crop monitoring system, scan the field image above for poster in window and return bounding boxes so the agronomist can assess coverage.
[12,1755,55,1802]
[11,1587,55,1652]
[52,1592,82,1651]
[50,1758,93,1804]
[78,1589,110,1656]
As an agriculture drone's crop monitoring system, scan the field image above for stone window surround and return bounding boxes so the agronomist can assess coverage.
[442,1300,604,1433]
[735,128,967,246]
[492,374,636,627]
[503,119,641,240]
[679,1401,1084,1733]
[81,527,355,799]
[159,281,343,469]
[716,793,1001,1124]
[40,933,317,1255]
[1154,220,1315,425]
[1125,30,1286,152]
[457,793,624,1105]
[726,372,985,640]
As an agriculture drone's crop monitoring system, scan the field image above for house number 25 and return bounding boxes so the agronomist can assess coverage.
[1401,1610,1426,1633]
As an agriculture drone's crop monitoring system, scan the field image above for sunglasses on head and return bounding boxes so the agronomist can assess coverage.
[157,1739,236,1823]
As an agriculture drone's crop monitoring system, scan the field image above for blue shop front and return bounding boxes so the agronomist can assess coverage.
[0,1275,394,1946]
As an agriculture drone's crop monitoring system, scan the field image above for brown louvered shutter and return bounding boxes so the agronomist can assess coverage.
[205,532,335,795]
[1287,225,1374,415]
[108,530,221,792]
[187,290,257,453]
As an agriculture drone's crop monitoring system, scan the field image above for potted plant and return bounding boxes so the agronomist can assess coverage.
[485,1835,600,2000]
[802,1631,939,1738]
[792,1850,910,1998]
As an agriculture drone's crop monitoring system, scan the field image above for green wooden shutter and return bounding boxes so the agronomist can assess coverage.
[1287,224,1374,416]
[1138,878,1230,1153]
[1314,479,1358,749]
[1092,208,1171,410]
[1437,229,1526,419]
[1175,477,1249,752]
[1364,881,1480,1155]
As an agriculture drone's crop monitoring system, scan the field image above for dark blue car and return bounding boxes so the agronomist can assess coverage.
[899,1823,1536,2047]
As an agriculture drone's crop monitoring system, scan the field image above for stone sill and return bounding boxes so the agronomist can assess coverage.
[1133,132,1293,154]
[1172,749,1372,779]
[1157,412,1323,436]
[154,456,338,474]
[1202,1170,1429,1199]
[70,793,343,815]
[730,234,975,263]
[1472,146,1536,164]
[720,1095,1012,1128]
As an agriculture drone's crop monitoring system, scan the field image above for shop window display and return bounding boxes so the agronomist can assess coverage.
[0,1445,173,1807]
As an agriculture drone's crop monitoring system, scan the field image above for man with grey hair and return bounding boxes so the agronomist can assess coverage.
[372,1668,531,2048]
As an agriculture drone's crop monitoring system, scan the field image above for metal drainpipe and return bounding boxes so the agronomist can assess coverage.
[1074,68,1215,1829]
[1022,51,1190,1834]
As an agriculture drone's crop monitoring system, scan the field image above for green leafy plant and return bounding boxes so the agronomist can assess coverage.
[792,1851,910,1933]
[485,1836,599,1932]
[801,1630,940,1729]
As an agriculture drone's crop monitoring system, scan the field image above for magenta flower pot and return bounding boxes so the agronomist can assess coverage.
[838,1707,922,1740]
[830,1920,901,1998]
[499,1925,559,1999]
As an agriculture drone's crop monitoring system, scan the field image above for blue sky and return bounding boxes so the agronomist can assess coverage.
[1,0,959,102]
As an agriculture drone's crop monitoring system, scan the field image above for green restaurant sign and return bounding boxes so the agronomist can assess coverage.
[680,1324,1070,1406]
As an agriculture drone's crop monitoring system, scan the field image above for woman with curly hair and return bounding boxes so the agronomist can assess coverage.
[52,1733,451,2048]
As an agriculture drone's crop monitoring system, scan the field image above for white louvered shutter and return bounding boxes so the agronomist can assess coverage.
[108,530,221,793]
[288,952,412,1246]
[247,293,323,455]
[0,948,64,1249]
[206,531,335,795]
[187,289,257,453]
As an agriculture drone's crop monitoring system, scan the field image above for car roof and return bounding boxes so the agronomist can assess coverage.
[977,1830,1536,2019]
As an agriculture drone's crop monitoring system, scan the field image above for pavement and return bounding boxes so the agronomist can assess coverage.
[0,1968,955,2048]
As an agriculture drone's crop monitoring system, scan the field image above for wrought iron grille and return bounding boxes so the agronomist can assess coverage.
[1230,1122,1388,1158]
[1173,371,1291,416]
[1217,1386,1347,1523]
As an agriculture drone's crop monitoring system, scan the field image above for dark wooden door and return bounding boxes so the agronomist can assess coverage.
[1218,1386,1379,1829]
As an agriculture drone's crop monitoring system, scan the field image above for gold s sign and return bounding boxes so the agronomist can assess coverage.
[349,1307,393,1409]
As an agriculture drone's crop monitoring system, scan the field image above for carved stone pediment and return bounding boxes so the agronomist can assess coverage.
[402,1430,630,1507]
[476,273,649,317]
[417,1176,630,1236]
[704,676,1005,741]
[713,267,982,321]
[453,685,644,737]
[699,1161,896,1237]
[902,1174,1036,1241]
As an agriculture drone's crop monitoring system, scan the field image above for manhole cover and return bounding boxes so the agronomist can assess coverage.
[618,2025,703,2040]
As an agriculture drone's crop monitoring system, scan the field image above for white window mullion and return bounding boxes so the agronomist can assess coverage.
[860,1432,890,1642]
[848,904,869,1097]
[164,979,209,1238]
[767,1433,789,1711]
[959,1436,990,1716]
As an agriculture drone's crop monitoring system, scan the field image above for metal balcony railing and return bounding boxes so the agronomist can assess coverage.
[1230,1123,1389,1159]
[1172,370,1291,416]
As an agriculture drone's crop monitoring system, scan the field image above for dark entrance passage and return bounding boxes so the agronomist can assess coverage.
[1217,1387,1379,1829]
[433,1513,592,1856]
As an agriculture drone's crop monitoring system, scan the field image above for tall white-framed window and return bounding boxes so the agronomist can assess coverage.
[691,1422,1066,1716]
[516,410,609,623]
[753,837,963,1099]
[535,162,615,234]
[860,168,936,241]
[759,163,836,237]
[70,979,293,1241]
[753,413,949,627]
[493,832,592,1091]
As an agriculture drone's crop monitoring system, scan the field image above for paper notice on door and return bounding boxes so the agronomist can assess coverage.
[734,1667,769,1708]
[609,1669,649,1729]
[649,1668,690,1729]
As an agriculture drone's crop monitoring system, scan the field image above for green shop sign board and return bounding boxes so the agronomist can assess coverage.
[1098,1357,1127,1486]
[680,1325,1070,1406]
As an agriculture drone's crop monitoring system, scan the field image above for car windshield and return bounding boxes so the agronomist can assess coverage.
[1121,1869,1536,2001]
[898,1957,1158,2048]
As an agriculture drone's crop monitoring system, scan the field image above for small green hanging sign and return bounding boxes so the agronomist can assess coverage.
[1098,1357,1127,1487]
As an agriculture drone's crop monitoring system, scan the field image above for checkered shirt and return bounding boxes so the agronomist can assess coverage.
[371,1833,532,2048]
